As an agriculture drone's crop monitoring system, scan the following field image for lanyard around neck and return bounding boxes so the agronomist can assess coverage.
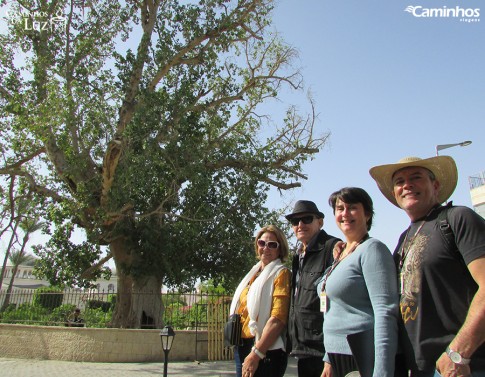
[320,233,369,293]
[399,205,440,270]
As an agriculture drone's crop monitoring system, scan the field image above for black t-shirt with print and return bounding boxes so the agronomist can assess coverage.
[394,205,485,372]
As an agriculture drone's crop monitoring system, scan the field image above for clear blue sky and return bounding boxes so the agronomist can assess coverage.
[267,0,485,250]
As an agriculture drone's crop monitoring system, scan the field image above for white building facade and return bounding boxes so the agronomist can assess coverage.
[469,171,485,219]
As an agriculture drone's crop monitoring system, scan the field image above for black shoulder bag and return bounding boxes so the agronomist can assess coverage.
[224,313,243,347]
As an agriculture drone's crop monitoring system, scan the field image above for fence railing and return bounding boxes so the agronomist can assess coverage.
[0,288,235,361]
[469,175,485,190]
[0,288,233,330]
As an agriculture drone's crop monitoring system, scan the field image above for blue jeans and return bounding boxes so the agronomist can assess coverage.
[234,338,287,377]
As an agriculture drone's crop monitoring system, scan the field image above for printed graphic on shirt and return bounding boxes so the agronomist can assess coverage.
[400,233,428,324]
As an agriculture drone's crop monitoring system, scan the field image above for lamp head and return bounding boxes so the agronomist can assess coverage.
[160,325,175,351]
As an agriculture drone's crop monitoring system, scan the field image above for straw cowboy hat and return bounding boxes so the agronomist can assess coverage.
[369,156,458,208]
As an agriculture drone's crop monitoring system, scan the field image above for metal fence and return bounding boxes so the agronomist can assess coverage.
[0,288,233,330]
[469,174,485,190]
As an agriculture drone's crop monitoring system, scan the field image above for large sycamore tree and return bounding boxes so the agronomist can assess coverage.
[0,0,328,328]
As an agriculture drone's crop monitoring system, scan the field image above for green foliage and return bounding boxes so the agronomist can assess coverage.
[0,302,112,328]
[32,287,64,310]
[0,303,49,324]
[199,279,229,295]
[87,299,112,313]
[50,304,77,323]
[33,222,108,288]
[1,303,17,313]
[83,307,112,328]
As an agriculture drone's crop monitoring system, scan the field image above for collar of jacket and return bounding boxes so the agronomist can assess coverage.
[299,229,329,254]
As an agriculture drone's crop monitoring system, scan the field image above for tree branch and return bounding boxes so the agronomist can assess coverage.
[100,0,160,207]
[80,252,113,280]
[0,148,46,170]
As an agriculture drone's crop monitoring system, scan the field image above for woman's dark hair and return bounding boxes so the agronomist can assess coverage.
[328,187,375,230]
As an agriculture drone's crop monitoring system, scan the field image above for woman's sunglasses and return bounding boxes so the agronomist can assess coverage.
[257,239,280,249]
[289,215,315,226]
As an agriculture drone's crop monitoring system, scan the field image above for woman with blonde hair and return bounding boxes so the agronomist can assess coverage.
[229,225,291,377]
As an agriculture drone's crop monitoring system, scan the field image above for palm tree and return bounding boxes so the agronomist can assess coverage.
[1,219,43,311]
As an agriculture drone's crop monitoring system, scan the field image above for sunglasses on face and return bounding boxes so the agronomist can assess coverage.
[257,239,280,249]
[290,215,315,226]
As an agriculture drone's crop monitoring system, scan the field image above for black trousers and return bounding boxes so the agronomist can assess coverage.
[235,338,287,377]
[327,353,359,377]
[297,356,325,377]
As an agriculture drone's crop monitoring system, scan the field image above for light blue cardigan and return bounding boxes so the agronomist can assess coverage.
[317,238,399,377]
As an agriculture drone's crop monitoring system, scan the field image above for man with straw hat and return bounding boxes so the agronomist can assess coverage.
[370,156,485,377]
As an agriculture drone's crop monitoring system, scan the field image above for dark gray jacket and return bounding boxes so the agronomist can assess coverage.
[288,229,339,358]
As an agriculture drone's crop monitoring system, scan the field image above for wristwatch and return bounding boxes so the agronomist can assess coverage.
[446,346,471,365]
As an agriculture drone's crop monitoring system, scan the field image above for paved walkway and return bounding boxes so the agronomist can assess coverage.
[0,357,298,377]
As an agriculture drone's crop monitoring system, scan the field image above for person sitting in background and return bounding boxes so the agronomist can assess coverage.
[66,308,85,327]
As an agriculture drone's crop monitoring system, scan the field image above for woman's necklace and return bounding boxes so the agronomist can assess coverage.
[398,205,440,295]
[399,205,440,270]
[321,233,369,292]
[319,233,369,313]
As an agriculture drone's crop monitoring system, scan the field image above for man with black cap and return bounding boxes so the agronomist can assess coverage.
[370,156,485,377]
[286,200,340,377]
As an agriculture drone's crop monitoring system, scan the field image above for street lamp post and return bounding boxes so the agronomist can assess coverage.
[436,140,472,156]
[160,325,176,377]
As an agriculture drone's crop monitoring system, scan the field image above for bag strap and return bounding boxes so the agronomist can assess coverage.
[437,201,456,251]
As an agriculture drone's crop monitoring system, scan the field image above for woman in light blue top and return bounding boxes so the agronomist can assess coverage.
[318,187,399,377]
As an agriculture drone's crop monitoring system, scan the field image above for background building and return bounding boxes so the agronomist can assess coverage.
[1,264,118,292]
[469,171,485,219]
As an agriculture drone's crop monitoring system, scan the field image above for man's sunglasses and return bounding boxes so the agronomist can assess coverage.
[257,239,280,249]
[290,215,315,226]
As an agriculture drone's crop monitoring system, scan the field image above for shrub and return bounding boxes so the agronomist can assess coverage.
[0,303,49,324]
[50,304,77,325]
[84,307,112,328]
[87,299,111,313]
[33,287,63,310]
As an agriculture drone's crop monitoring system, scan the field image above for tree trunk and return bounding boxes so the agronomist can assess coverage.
[109,238,163,328]
[109,238,135,328]
[0,222,19,292]
[110,268,134,328]
[133,275,163,329]
[1,264,19,311]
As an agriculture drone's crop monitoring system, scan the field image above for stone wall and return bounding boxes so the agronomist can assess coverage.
[0,324,208,362]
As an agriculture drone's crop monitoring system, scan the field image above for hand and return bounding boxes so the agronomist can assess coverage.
[242,351,260,377]
[333,241,345,259]
[436,352,471,377]
[321,362,333,377]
